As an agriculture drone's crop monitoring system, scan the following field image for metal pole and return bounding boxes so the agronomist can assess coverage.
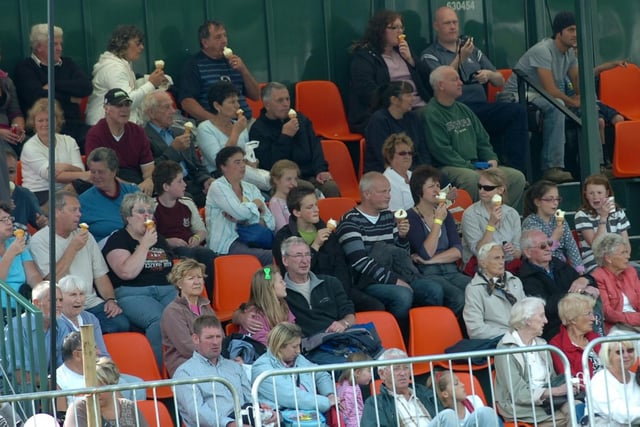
[575,0,601,180]
[47,0,58,391]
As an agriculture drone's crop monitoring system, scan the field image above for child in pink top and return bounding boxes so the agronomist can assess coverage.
[336,353,372,427]
[237,265,295,345]
[268,160,300,231]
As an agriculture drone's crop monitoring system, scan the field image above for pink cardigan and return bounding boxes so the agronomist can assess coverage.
[591,266,640,332]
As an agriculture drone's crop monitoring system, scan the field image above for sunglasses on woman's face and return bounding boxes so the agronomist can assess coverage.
[477,184,499,191]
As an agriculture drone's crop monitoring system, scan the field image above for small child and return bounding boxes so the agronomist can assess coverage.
[268,160,300,231]
[432,371,503,427]
[336,352,372,427]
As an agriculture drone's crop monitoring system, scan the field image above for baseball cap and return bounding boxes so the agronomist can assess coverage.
[104,88,132,106]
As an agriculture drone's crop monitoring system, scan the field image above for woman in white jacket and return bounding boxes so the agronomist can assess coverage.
[85,25,167,125]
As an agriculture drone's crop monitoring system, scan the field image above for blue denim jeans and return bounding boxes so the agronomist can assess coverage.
[418,263,470,316]
[114,285,178,370]
[362,283,413,334]
[529,93,566,169]
[86,302,130,334]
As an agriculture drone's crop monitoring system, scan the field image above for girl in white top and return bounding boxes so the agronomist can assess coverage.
[432,371,502,427]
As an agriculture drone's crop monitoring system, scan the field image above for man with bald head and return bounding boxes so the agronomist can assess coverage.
[422,65,525,209]
[421,7,528,173]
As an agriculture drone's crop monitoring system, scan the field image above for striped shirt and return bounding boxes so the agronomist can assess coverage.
[337,208,409,286]
[574,208,631,272]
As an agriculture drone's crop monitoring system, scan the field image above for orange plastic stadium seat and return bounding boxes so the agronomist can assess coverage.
[600,63,640,121]
[358,137,366,179]
[16,160,22,186]
[295,80,363,142]
[137,400,175,427]
[213,255,262,321]
[612,121,640,178]
[448,189,473,222]
[103,332,173,398]
[247,82,267,117]
[317,197,357,224]
[355,311,406,353]
[321,139,361,201]
[409,306,489,375]
[487,69,512,103]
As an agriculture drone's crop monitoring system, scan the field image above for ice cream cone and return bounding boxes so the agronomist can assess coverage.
[13,229,24,239]
[491,194,502,207]
[394,209,407,222]
[223,47,233,58]
[236,109,244,118]
[144,219,155,230]
[555,209,565,224]
[327,219,338,232]
[398,34,406,42]
[437,191,447,205]
[288,108,297,119]
[154,60,165,71]
[183,122,194,136]
[79,222,89,232]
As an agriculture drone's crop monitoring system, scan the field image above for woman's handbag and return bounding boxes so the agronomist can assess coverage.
[236,222,274,249]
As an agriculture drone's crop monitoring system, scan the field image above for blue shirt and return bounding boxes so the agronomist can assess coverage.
[1,237,34,308]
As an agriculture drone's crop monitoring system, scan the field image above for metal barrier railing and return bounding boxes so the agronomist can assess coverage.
[581,333,640,427]
[0,375,242,426]
[0,280,47,396]
[251,345,578,427]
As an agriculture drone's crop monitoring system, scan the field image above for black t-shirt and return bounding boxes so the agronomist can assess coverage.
[102,228,173,288]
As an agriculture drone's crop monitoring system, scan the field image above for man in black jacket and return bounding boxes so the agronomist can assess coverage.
[249,82,340,197]
[518,229,599,340]
[14,24,92,150]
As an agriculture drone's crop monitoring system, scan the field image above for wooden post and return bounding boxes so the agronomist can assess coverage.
[80,325,99,427]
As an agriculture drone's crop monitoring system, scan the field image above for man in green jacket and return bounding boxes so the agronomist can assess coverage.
[422,65,526,210]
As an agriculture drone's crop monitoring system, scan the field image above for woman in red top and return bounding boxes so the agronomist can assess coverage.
[591,233,640,333]
[550,293,602,379]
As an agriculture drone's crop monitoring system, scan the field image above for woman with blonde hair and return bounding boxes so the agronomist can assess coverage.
[461,168,522,275]
[21,98,87,205]
[237,265,295,345]
[161,258,216,377]
[64,357,149,427]
[252,322,337,412]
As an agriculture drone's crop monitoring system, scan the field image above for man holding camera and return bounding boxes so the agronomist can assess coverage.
[421,6,528,174]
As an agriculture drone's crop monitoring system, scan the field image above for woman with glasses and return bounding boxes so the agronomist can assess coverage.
[0,201,42,300]
[102,192,177,370]
[364,81,434,173]
[518,229,598,340]
[591,233,640,334]
[407,165,469,318]
[85,25,169,125]
[347,9,432,134]
[522,180,585,273]
[549,293,602,379]
[461,168,522,275]
[589,336,640,426]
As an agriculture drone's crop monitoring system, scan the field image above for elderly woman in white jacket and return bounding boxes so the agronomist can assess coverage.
[85,25,168,125]
[588,336,640,426]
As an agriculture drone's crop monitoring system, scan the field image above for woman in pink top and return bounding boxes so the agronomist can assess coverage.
[160,258,215,377]
[237,265,295,345]
[591,233,640,333]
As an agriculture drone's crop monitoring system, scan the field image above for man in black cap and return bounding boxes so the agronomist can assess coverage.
[85,88,155,194]
[499,11,579,183]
